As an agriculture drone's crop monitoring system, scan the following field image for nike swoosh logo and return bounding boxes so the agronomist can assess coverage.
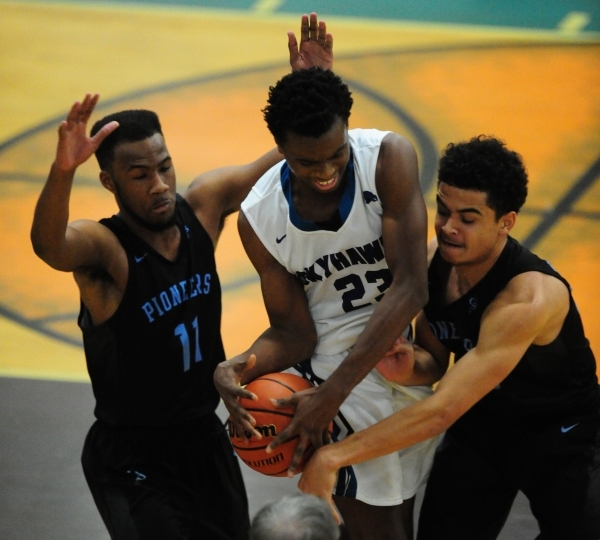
[561,423,579,433]
[135,254,148,263]
[276,235,287,244]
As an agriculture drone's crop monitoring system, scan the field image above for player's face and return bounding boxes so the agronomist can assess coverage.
[435,182,512,267]
[107,133,177,232]
[279,117,350,195]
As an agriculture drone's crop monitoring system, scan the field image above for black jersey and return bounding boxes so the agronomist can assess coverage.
[79,195,225,427]
[424,236,599,421]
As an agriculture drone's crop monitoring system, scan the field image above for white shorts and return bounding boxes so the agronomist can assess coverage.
[290,350,441,506]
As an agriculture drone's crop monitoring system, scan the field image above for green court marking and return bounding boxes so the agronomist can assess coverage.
[11,0,600,31]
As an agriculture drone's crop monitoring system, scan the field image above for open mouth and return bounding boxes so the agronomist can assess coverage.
[314,175,337,190]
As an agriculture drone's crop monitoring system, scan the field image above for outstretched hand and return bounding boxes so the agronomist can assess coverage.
[213,354,262,440]
[54,93,118,173]
[288,12,333,71]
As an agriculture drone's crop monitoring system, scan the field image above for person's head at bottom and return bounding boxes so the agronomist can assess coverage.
[250,493,340,540]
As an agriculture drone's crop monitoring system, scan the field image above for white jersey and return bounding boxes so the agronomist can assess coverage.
[242,128,439,506]
[242,128,393,356]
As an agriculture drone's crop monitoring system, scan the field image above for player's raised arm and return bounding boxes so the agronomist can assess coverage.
[288,12,333,71]
[31,94,119,271]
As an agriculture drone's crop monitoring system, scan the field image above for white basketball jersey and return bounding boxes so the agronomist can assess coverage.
[242,129,393,355]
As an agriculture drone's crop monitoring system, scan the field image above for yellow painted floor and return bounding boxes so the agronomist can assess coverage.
[1,0,599,383]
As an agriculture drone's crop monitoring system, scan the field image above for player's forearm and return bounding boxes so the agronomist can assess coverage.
[327,280,428,397]
[317,391,447,471]
[30,163,76,264]
[240,326,317,384]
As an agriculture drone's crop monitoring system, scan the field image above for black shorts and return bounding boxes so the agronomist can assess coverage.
[417,406,600,540]
[81,414,249,540]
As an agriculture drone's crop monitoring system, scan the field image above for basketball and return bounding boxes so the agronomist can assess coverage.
[228,372,315,477]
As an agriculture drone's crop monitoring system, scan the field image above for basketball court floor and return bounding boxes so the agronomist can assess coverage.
[0,1,598,538]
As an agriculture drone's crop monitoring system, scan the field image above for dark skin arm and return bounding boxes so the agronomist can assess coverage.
[213,210,318,439]
[30,94,120,272]
[30,94,127,325]
[183,149,283,247]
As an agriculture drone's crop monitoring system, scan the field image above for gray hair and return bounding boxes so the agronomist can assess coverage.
[250,493,340,540]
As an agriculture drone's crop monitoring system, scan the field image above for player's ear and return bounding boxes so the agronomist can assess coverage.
[499,211,516,234]
[99,170,117,195]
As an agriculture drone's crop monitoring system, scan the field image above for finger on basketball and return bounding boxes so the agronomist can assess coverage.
[266,422,293,453]
[269,395,294,410]
[288,435,310,476]
[228,414,261,441]
[229,373,315,477]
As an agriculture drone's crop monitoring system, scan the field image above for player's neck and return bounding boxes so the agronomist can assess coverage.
[120,214,181,262]
[447,238,507,299]
[291,173,347,224]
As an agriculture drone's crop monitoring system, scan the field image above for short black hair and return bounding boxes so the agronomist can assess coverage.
[90,110,163,171]
[263,67,353,145]
[438,135,528,219]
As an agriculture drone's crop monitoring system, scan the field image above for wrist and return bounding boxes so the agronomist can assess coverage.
[51,160,77,178]
[319,377,351,407]
[318,437,347,472]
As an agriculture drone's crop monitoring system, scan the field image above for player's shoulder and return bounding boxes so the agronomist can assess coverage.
[496,270,569,314]
[242,162,284,211]
[71,217,122,248]
[348,127,390,149]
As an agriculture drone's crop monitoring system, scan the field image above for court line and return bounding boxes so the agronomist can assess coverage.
[0,304,81,347]
[0,57,437,347]
[2,40,598,347]
[523,155,600,249]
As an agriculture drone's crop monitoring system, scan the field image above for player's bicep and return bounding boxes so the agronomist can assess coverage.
[46,219,113,272]
[376,135,428,288]
[438,293,549,407]
[238,211,313,335]
[476,274,564,364]
[186,149,282,217]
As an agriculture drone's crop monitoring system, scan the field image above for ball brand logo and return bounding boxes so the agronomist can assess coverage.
[255,424,279,438]
[227,420,279,439]
[242,452,285,469]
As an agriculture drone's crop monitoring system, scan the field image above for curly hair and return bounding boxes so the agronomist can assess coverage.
[90,110,163,171]
[438,135,528,218]
[263,67,353,144]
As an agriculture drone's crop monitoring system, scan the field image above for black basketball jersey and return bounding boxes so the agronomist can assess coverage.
[79,195,225,427]
[424,236,599,421]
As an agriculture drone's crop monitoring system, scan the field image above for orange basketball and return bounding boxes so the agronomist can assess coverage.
[228,372,314,477]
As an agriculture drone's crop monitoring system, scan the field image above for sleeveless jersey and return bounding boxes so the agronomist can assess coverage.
[79,195,225,427]
[424,236,599,421]
[242,129,394,355]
